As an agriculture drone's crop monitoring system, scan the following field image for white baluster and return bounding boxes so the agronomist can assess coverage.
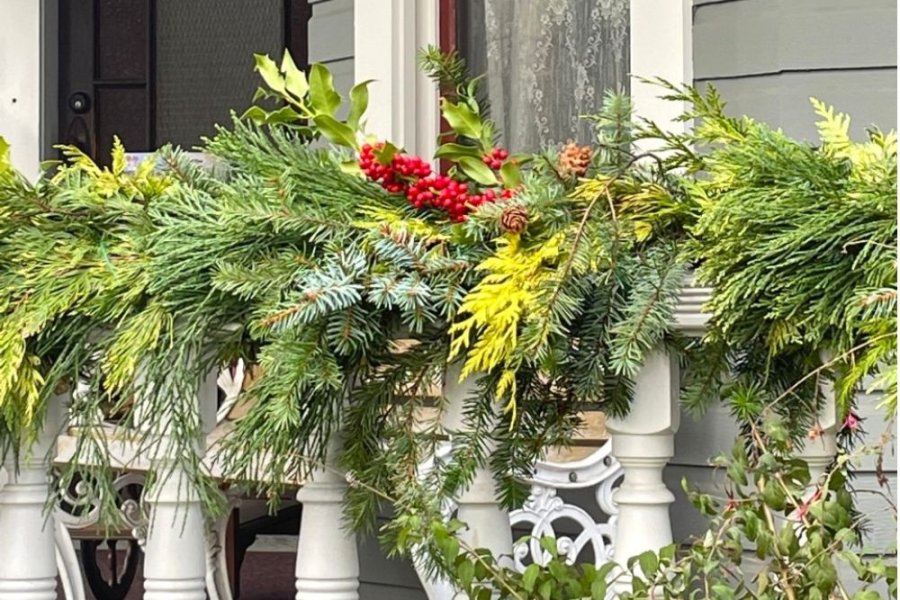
[142,369,218,600]
[798,391,837,487]
[605,348,680,592]
[443,366,513,568]
[0,392,65,599]
[294,434,359,600]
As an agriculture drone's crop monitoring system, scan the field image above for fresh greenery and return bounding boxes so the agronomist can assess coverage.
[405,410,895,600]
[0,46,895,600]
[649,83,898,429]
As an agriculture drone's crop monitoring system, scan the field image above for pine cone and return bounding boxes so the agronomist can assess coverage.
[500,204,528,234]
[558,141,592,178]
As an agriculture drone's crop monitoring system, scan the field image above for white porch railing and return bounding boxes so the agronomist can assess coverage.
[0,286,842,600]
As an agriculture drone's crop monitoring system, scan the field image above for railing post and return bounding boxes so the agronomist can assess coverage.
[605,348,680,592]
[294,434,359,600]
[443,366,514,566]
[142,369,218,600]
[0,392,65,599]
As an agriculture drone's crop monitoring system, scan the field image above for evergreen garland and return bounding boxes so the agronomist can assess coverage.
[0,48,893,594]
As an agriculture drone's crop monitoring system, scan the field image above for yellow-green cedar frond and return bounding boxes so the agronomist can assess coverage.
[812,98,852,157]
[111,136,127,176]
[0,321,45,425]
[0,136,10,173]
[55,138,172,199]
[353,205,449,243]
[574,175,691,242]
[102,302,172,394]
[812,98,898,180]
[449,232,565,385]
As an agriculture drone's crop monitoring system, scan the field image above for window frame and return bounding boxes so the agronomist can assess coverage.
[354,0,692,155]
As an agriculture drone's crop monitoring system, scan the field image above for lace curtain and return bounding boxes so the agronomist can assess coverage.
[461,0,630,152]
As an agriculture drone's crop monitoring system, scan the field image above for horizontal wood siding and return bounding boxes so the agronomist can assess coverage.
[693,0,897,140]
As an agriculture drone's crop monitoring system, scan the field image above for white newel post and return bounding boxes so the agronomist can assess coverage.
[294,434,360,600]
[0,392,65,599]
[443,366,514,565]
[142,369,218,600]
[605,348,680,591]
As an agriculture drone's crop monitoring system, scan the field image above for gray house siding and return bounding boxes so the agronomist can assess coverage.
[309,0,355,98]
[693,0,897,141]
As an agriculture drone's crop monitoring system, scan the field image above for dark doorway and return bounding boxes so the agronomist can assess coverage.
[58,0,311,164]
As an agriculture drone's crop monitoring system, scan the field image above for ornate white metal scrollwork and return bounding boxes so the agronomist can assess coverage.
[509,442,623,570]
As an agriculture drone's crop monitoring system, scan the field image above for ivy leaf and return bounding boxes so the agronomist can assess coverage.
[313,115,358,149]
[348,80,373,130]
[538,580,553,600]
[457,560,475,589]
[499,161,523,189]
[434,143,482,161]
[281,50,309,99]
[458,156,498,186]
[638,551,658,578]
[522,564,540,592]
[309,63,342,116]
[590,578,608,600]
[441,98,483,141]
[254,53,284,93]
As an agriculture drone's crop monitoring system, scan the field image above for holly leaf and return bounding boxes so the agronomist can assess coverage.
[441,98,483,141]
[374,141,401,165]
[458,156,498,186]
[348,80,373,130]
[308,63,342,116]
[281,50,309,99]
[241,106,269,124]
[254,54,284,93]
[313,115,358,149]
[265,106,301,125]
[434,143,482,161]
[499,161,523,188]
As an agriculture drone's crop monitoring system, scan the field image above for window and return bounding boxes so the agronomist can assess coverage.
[457,0,630,152]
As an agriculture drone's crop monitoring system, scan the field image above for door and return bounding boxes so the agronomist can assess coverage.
[58,0,311,164]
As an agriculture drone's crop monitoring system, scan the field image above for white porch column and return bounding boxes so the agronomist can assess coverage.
[353,0,439,157]
[629,0,692,142]
[0,393,65,599]
[142,370,218,600]
[443,366,513,565]
[294,435,359,600]
[606,348,680,590]
[0,0,55,179]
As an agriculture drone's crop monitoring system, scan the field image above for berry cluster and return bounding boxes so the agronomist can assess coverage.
[359,143,432,194]
[359,143,515,222]
[482,147,509,170]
